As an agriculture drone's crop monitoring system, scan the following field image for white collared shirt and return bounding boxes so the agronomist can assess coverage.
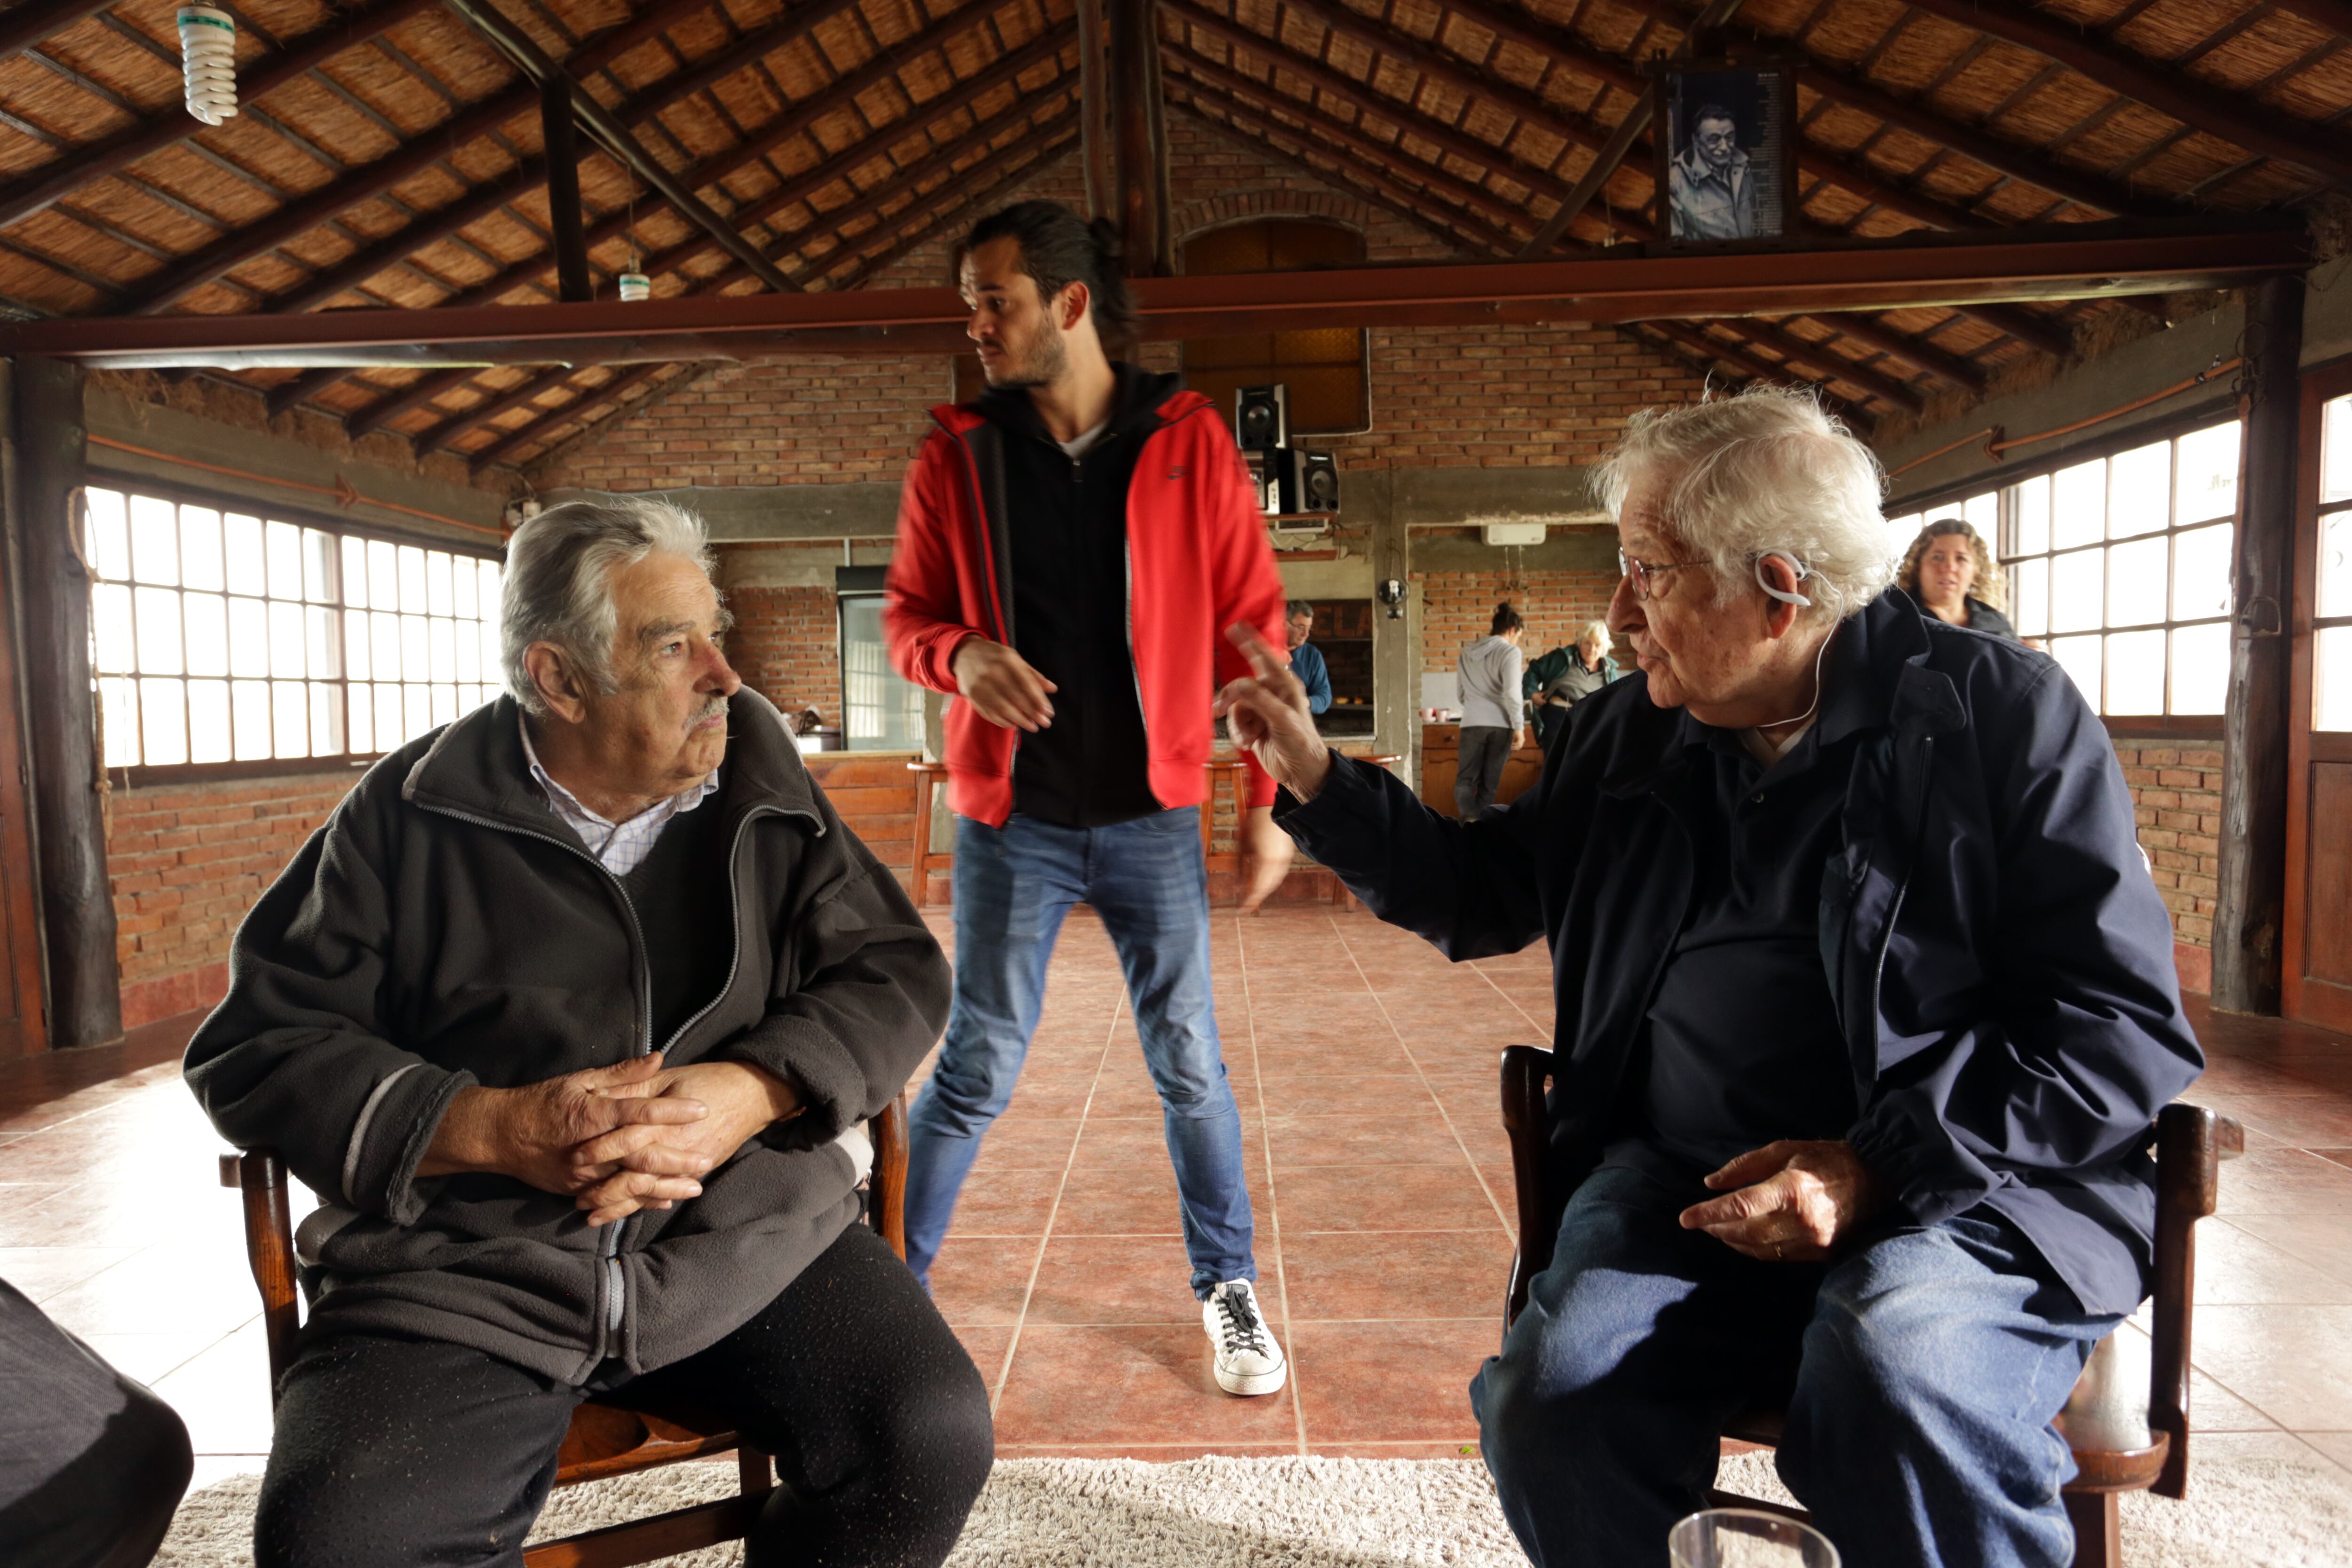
[518,713,717,876]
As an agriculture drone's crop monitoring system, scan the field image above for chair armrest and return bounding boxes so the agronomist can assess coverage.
[1500,1045,1557,1330]
[869,1090,909,1262]
[2147,1103,2226,1499]
[222,1148,302,1396]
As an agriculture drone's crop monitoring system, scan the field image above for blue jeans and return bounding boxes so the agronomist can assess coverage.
[904,808,1255,1299]
[1470,1162,2120,1568]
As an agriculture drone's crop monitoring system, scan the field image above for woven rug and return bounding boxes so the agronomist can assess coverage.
[153,1451,2352,1567]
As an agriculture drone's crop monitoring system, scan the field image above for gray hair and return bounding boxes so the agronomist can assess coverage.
[1596,385,1896,624]
[501,494,715,716]
[1577,619,1610,649]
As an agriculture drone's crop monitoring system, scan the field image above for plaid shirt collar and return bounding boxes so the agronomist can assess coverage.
[517,711,718,876]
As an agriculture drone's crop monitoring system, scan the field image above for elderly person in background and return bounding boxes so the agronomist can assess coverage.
[1216,387,2202,1568]
[1898,517,2018,640]
[1525,619,1615,752]
[185,497,991,1568]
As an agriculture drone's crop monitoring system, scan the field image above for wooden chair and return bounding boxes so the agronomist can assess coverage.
[218,1091,911,1568]
[1498,1044,2241,1568]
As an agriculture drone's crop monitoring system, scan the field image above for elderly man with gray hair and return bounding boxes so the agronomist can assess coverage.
[1215,387,2202,1567]
[185,497,991,1568]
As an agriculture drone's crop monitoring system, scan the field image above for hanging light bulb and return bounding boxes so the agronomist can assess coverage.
[178,5,238,124]
[618,271,651,302]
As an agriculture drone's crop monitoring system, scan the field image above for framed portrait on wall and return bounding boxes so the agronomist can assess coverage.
[1657,65,1796,243]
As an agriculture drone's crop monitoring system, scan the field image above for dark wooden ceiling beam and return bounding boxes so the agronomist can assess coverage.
[2271,0,2352,37]
[1725,318,1925,410]
[1797,310,1987,389]
[0,0,114,65]
[464,363,672,473]
[1883,0,2352,189]
[1642,319,1872,424]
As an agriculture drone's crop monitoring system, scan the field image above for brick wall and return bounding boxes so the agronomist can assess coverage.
[2112,735,2223,995]
[728,584,842,717]
[106,771,358,1028]
[1418,565,1621,677]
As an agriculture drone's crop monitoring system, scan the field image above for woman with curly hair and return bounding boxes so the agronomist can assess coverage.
[1897,518,2018,641]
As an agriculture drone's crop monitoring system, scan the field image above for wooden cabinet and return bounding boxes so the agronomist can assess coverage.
[1418,725,1544,818]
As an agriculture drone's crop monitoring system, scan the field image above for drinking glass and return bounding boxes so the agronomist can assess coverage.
[1668,1509,1840,1568]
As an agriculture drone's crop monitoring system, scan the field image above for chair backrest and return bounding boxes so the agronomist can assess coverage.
[221,1089,914,1394]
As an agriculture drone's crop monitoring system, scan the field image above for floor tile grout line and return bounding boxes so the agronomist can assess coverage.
[1464,958,1553,1043]
[1327,915,1518,1238]
[1233,913,1310,1456]
[983,977,1120,1417]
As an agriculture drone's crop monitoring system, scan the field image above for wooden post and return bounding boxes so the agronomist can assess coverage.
[540,75,593,303]
[1110,0,1172,275]
[11,355,122,1049]
[1077,0,1112,223]
[2214,273,2302,1014]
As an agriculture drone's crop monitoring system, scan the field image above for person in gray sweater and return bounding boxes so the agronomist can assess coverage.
[184,497,989,1568]
[1454,604,1526,821]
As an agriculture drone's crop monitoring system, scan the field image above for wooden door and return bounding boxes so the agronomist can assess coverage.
[2282,360,2352,1032]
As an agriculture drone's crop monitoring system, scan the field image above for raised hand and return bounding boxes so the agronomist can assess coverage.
[1214,623,1334,802]
[951,637,1057,732]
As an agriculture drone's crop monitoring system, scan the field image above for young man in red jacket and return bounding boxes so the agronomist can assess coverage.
[885,201,1292,1396]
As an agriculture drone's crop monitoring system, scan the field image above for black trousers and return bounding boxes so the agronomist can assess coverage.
[1454,725,1515,822]
[258,1222,993,1568]
[0,1279,192,1568]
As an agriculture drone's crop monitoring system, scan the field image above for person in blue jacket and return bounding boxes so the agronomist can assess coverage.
[1214,387,2202,1568]
[1285,600,1332,716]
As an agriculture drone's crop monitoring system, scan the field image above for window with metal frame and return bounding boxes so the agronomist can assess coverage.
[1887,419,2241,719]
[84,481,505,776]
[2313,393,2352,731]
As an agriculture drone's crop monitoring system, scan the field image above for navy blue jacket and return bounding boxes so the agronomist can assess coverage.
[1276,589,2202,1314]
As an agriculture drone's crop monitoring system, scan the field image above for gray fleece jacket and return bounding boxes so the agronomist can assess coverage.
[1456,635,1525,731]
[183,688,950,1384]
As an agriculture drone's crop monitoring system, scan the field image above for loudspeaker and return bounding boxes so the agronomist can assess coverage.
[1235,384,1289,451]
[1270,449,1339,514]
[1241,449,1278,513]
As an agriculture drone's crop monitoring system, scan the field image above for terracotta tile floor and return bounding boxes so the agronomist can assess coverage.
[4,907,2352,1490]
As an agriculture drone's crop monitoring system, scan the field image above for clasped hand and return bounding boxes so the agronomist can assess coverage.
[1677,1139,1886,1262]
[420,1053,801,1227]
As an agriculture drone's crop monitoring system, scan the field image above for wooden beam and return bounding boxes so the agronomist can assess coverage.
[1642,320,1867,422]
[1520,84,1654,257]
[0,1,112,65]
[1883,0,2352,191]
[2214,272,2302,1013]
[9,357,122,1049]
[1112,0,1175,274]
[1717,318,1924,410]
[8,223,2303,368]
[1796,310,1986,390]
[2270,0,2352,39]
[1078,0,1113,219]
[539,75,594,302]
[468,366,675,472]
[0,0,448,233]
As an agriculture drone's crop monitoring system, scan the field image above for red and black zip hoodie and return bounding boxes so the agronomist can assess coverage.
[884,366,1287,830]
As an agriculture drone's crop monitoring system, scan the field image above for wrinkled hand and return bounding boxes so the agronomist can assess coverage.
[952,637,1057,732]
[1678,1139,1887,1262]
[418,1053,708,1203]
[1215,624,1334,802]
[571,1060,802,1227]
[1239,806,1294,915]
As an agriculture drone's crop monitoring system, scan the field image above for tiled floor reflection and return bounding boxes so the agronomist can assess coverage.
[4,907,2351,1483]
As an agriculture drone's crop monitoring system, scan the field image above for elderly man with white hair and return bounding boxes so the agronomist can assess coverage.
[185,496,992,1568]
[1216,388,2203,1568]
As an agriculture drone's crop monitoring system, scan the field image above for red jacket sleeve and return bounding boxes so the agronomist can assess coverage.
[1201,423,1288,809]
[883,432,982,693]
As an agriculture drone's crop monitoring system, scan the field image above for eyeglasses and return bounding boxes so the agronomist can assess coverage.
[1618,550,1710,603]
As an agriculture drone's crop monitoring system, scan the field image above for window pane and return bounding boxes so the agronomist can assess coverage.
[130,495,179,585]
[2107,441,2170,539]
[224,514,266,596]
[342,536,369,609]
[427,552,454,616]
[2009,476,2050,557]
[187,679,231,763]
[2010,558,2049,637]
[2051,634,2103,710]
[179,507,223,592]
[232,679,272,760]
[309,682,343,756]
[2318,626,2352,731]
[404,684,432,741]
[453,557,478,621]
[398,547,427,613]
[2169,523,2233,621]
[2052,460,2105,549]
[344,611,370,681]
[2176,422,2241,524]
[2107,536,2168,627]
[91,584,135,674]
[134,587,183,675]
[368,541,398,610]
[455,621,480,683]
[269,600,306,678]
[263,521,302,600]
[2171,623,2228,715]
[432,684,458,727]
[272,681,307,756]
[228,597,269,678]
[429,619,455,683]
[371,611,402,681]
[2321,510,2352,621]
[2106,629,2165,714]
[98,677,138,767]
[86,488,130,581]
[374,684,404,750]
[183,592,228,677]
[1963,492,1997,541]
[303,529,337,602]
[480,622,501,689]
[347,683,373,755]
[140,677,187,765]
[401,615,428,681]
[479,561,503,612]
[307,607,341,679]
[2327,398,2352,506]
[2050,548,2104,634]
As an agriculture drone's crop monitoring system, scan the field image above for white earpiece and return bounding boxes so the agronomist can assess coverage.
[1755,550,1814,607]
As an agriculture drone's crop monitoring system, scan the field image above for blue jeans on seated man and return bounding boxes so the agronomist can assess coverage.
[904,806,1255,1300]
[1470,1161,2121,1568]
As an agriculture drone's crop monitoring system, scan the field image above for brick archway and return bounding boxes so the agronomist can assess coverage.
[1171,189,1373,261]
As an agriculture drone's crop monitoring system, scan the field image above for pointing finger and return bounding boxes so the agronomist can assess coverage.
[1225,623,1291,682]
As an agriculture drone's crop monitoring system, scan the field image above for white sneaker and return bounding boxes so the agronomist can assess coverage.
[1204,1278,1287,1396]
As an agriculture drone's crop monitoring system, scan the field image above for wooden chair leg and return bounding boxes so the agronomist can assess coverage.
[739,1445,773,1497]
[2065,1490,2120,1568]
